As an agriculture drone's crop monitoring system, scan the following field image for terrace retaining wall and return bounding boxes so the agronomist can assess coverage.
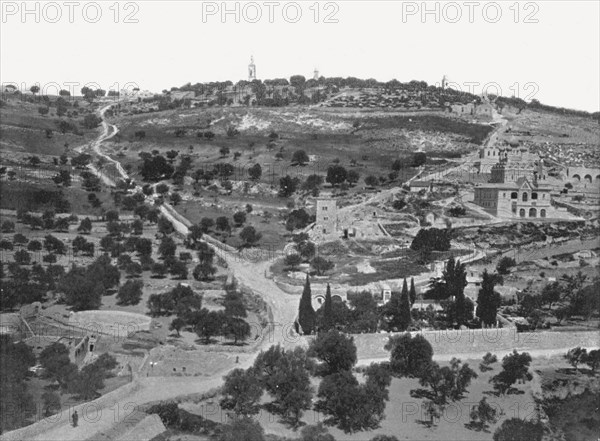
[344,329,599,361]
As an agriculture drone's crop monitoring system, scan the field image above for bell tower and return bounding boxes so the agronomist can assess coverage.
[248,56,256,81]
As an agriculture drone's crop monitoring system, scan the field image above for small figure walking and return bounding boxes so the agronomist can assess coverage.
[72,410,78,427]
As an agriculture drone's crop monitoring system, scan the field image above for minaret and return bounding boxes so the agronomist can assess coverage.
[248,56,256,81]
[313,68,319,81]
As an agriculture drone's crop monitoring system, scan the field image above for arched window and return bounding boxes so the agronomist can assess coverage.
[522,192,528,202]
[540,209,546,218]
[529,208,537,218]
[584,174,592,183]
[511,192,518,199]
[519,209,526,217]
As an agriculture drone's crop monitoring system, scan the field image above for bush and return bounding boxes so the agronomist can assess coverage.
[286,208,313,231]
[308,330,357,375]
[1,221,15,233]
[292,150,309,165]
[311,256,334,275]
[233,211,247,226]
[239,226,262,247]
[284,253,302,270]
[117,280,144,305]
[496,257,517,275]
[448,206,466,217]
[385,333,433,377]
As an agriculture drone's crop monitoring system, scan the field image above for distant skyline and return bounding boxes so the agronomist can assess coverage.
[1,1,598,111]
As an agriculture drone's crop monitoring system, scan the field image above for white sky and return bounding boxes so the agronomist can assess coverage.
[1,0,599,111]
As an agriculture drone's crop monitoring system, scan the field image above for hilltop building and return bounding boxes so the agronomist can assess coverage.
[248,56,256,81]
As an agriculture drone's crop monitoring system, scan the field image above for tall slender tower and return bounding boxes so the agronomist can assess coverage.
[313,68,319,81]
[248,56,256,81]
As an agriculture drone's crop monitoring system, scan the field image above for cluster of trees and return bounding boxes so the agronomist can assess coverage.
[170,76,498,111]
[1,261,65,310]
[298,276,421,336]
[411,227,451,252]
[425,257,474,327]
[285,209,314,231]
[220,332,391,434]
[39,343,117,400]
[222,345,312,427]
[185,211,259,248]
[487,350,533,394]
[496,256,517,275]
[0,336,119,432]
[519,272,600,328]
[278,164,362,199]
[381,278,416,331]
[149,401,345,441]
[391,152,427,170]
[385,333,474,425]
[58,254,120,310]
[564,346,600,373]
[311,331,391,432]
[16,210,75,232]
[149,281,252,345]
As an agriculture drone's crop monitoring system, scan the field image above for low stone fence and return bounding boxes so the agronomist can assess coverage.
[346,329,599,362]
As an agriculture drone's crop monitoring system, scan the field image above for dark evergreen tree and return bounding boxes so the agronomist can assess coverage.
[298,274,316,335]
[321,283,333,332]
[409,277,417,305]
[476,270,503,327]
[386,279,412,331]
[399,279,412,331]
[426,257,468,325]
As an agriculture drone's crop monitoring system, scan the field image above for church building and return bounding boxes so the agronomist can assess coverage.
[473,154,558,219]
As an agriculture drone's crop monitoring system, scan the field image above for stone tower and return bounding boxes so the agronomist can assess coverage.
[248,56,256,81]
[313,68,319,81]
[316,194,337,235]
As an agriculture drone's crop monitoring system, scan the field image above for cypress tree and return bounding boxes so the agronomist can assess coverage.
[386,289,402,331]
[321,283,333,332]
[298,274,316,335]
[401,278,409,301]
[409,277,417,305]
[399,278,412,331]
[476,269,502,327]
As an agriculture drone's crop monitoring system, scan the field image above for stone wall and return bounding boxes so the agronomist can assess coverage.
[335,329,599,362]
